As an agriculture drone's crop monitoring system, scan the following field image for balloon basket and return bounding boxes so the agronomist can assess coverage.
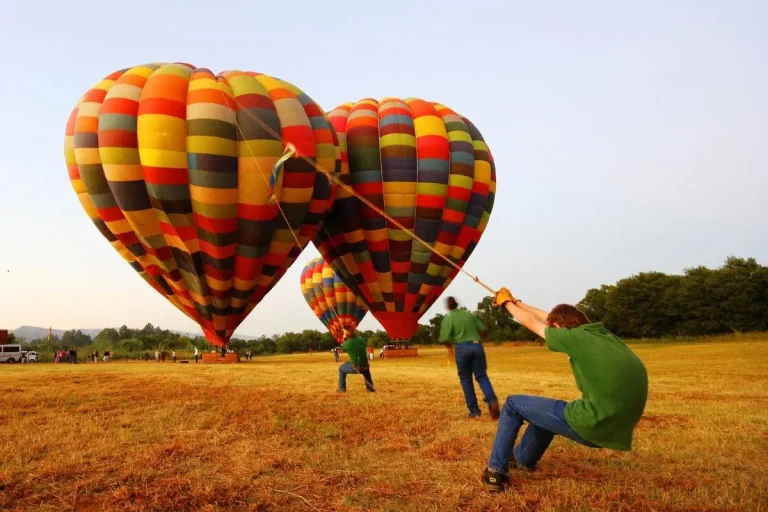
[382,348,419,358]
[201,353,241,364]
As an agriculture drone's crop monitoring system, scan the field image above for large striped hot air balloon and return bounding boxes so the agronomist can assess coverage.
[314,98,496,340]
[64,63,342,346]
[300,257,367,342]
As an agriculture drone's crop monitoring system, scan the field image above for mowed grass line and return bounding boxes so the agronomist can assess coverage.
[1,337,767,511]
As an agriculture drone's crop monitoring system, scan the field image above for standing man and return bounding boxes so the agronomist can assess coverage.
[481,288,648,493]
[194,346,199,363]
[68,347,77,364]
[439,297,499,419]
[332,347,340,363]
[338,331,375,393]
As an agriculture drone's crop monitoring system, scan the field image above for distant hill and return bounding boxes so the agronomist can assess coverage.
[10,326,259,341]
[11,326,102,340]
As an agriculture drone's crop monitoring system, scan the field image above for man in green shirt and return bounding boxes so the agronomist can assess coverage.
[482,288,648,493]
[439,297,500,419]
[338,331,375,393]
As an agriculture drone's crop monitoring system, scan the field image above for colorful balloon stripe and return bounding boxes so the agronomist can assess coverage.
[300,257,367,342]
[314,98,496,340]
[65,63,342,346]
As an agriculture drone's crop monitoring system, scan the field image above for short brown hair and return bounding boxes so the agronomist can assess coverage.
[547,304,590,328]
[446,297,458,311]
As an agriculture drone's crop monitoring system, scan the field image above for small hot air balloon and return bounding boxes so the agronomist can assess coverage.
[300,257,367,342]
[64,63,342,346]
[314,98,496,340]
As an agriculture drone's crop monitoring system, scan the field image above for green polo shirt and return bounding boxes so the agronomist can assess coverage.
[439,309,486,344]
[545,323,648,451]
[341,336,369,368]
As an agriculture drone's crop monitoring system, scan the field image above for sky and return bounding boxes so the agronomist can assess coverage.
[0,0,765,337]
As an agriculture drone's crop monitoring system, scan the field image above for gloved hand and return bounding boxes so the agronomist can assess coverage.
[494,287,518,308]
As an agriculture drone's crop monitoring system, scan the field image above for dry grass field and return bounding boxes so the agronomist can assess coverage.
[1,334,767,511]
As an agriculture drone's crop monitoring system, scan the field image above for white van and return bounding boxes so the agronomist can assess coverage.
[0,345,24,363]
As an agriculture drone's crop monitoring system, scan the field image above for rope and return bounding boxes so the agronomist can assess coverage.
[220,83,495,294]
[219,84,376,389]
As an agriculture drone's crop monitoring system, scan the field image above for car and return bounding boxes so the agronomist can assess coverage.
[25,351,39,363]
[0,344,24,363]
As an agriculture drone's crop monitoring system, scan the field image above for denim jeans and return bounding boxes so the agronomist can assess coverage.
[454,342,497,415]
[338,361,374,392]
[488,395,599,473]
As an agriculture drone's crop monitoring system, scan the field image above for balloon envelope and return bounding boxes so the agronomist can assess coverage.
[300,257,367,342]
[313,98,496,339]
[64,63,342,346]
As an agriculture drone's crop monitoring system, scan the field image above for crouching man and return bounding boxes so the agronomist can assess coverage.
[482,288,648,492]
[338,331,375,393]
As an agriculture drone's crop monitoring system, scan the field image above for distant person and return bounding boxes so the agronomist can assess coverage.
[332,347,340,363]
[439,296,499,419]
[68,347,77,364]
[481,288,649,493]
[161,350,167,362]
[220,346,226,358]
[337,331,375,393]
[94,350,99,363]
[194,346,199,363]
[172,350,177,363]
[103,350,110,362]
[144,352,149,361]
[367,345,374,361]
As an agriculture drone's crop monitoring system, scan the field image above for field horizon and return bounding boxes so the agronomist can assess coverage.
[1,336,767,511]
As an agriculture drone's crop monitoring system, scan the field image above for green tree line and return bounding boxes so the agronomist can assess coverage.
[577,257,768,338]
[10,256,765,358]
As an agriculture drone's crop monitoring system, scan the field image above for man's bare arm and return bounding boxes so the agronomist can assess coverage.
[515,301,549,323]
[503,302,547,339]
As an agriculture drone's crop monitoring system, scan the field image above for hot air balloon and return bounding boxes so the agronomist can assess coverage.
[313,98,496,341]
[64,63,342,346]
[300,257,367,342]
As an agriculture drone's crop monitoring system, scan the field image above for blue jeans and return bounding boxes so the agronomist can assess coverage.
[338,361,374,392]
[488,395,599,473]
[454,342,497,415]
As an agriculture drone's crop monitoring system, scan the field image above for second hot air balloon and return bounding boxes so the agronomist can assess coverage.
[300,257,367,342]
[64,63,342,347]
[314,98,496,341]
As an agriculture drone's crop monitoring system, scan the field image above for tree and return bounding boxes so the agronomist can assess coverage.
[95,328,120,344]
[61,329,92,347]
[118,325,133,340]
[577,285,615,324]
[366,331,391,348]
[428,314,445,344]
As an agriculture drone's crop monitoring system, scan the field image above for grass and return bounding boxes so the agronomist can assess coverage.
[1,334,767,511]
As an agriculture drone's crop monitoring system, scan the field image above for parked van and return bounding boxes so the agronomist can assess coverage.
[0,344,24,363]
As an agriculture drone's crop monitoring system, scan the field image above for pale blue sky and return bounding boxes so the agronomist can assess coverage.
[0,0,765,337]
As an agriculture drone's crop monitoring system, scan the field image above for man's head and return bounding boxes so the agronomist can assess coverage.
[445,296,459,311]
[547,304,590,329]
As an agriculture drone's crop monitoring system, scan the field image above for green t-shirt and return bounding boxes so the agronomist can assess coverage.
[341,336,368,368]
[439,309,487,344]
[545,323,648,451]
